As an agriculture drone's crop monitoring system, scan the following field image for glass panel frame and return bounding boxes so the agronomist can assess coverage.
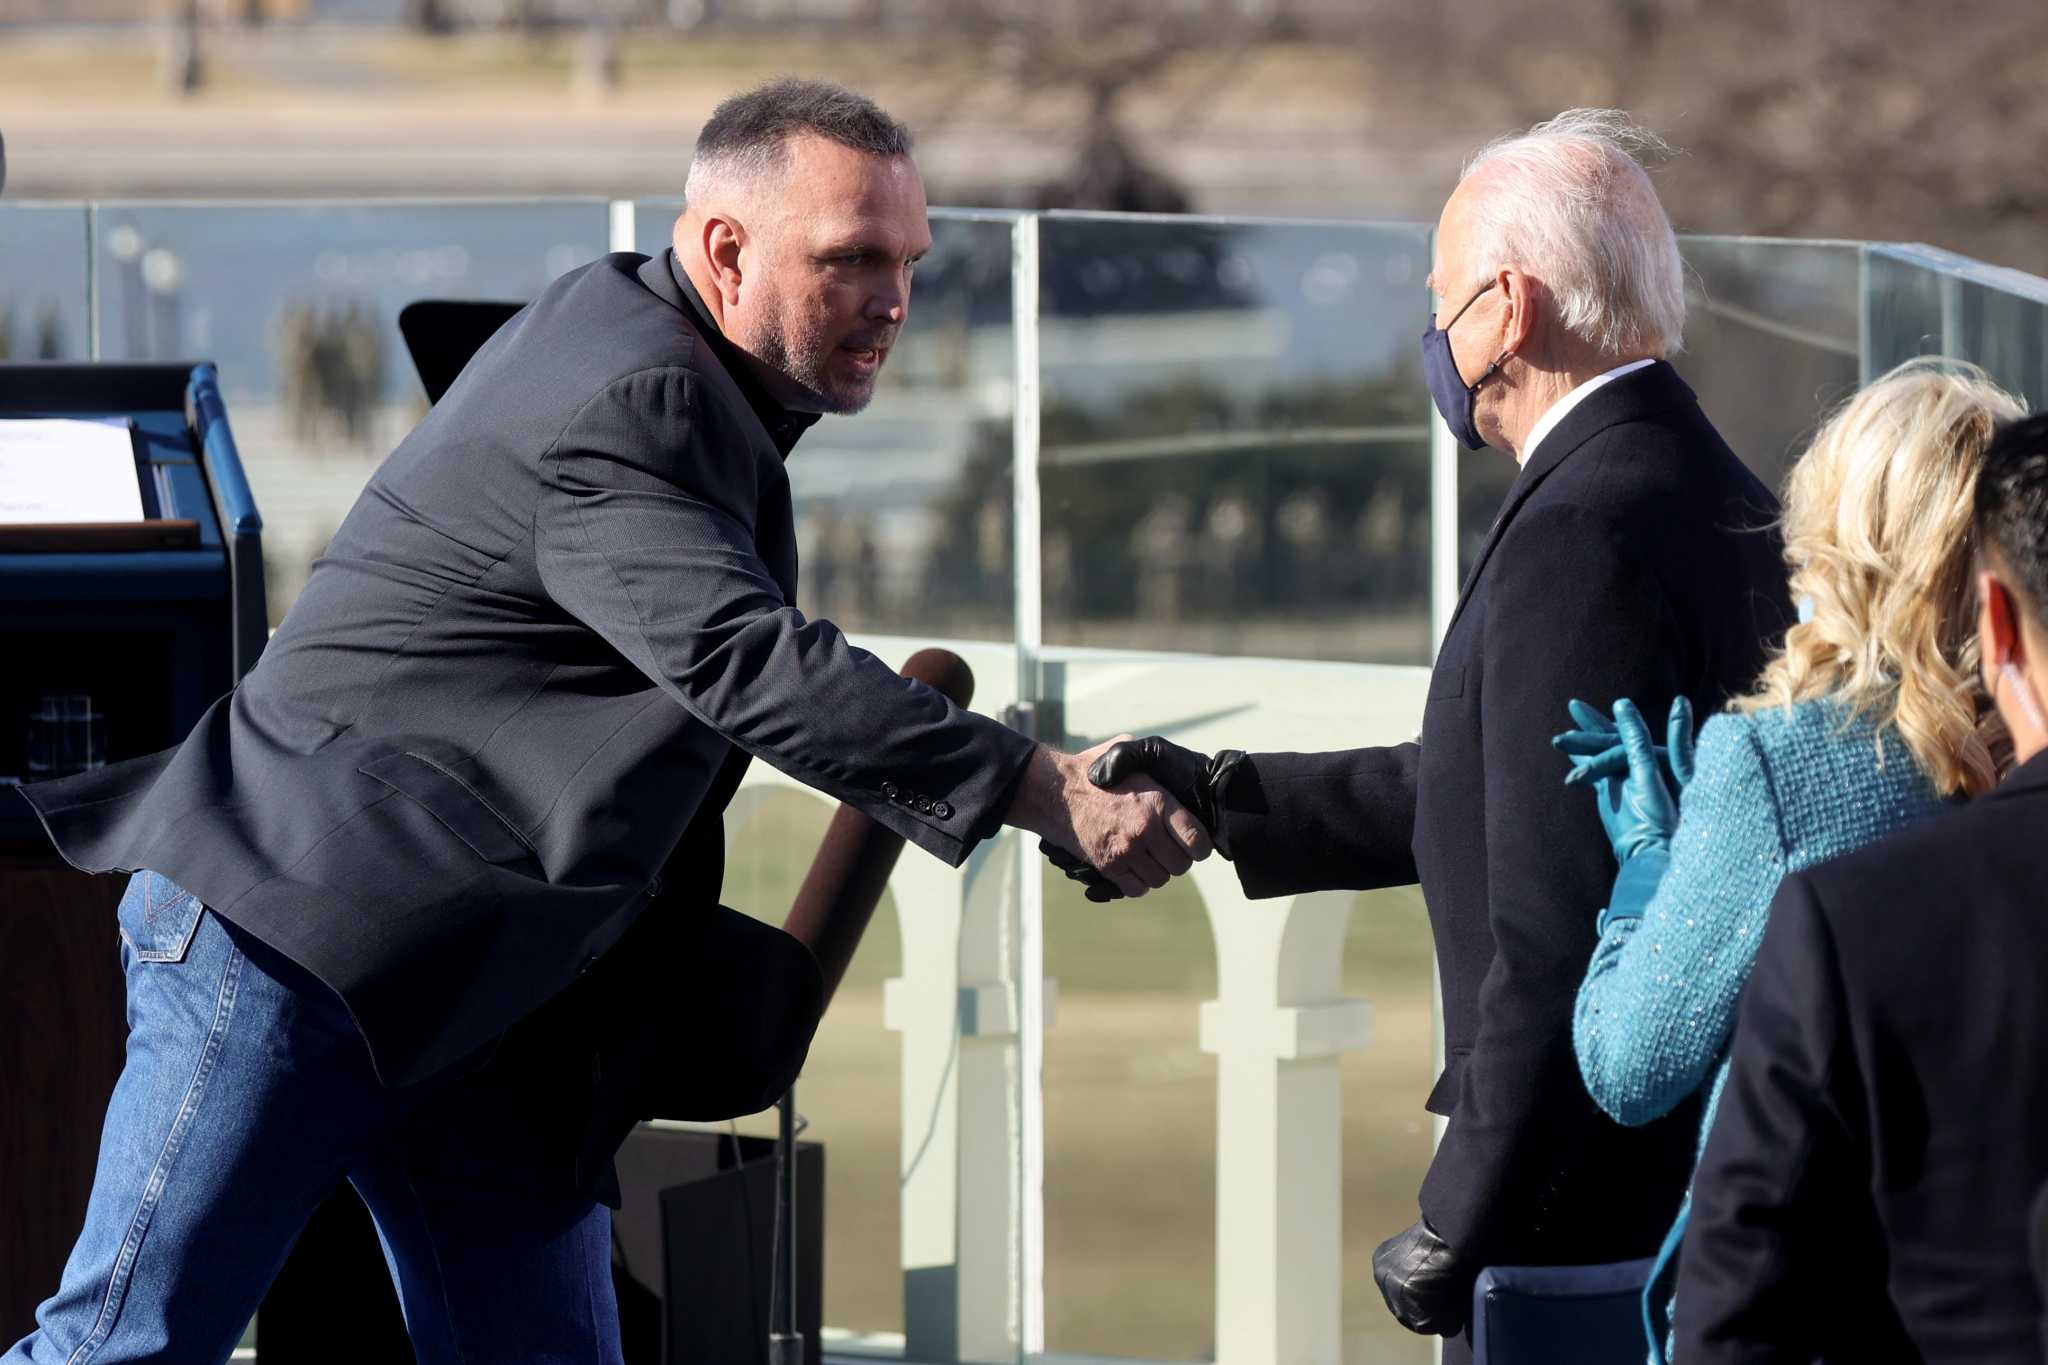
[1034,211,1437,668]
[1865,242,2048,405]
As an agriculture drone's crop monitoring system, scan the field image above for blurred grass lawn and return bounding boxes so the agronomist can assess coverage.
[724,790,1436,1364]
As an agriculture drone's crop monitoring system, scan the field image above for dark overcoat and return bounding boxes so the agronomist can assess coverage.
[1217,362,1793,1279]
[1680,751,2048,1364]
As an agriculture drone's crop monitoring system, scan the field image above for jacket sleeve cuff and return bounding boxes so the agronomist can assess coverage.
[876,718,1037,868]
[1600,846,1671,930]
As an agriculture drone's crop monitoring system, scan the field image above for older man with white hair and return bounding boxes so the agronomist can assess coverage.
[1077,110,1794,1356]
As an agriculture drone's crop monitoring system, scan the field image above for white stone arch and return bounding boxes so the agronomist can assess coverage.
[1184,857,1371,1365]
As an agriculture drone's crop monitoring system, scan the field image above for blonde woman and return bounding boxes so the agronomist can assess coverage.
[1552,357,2024,1361]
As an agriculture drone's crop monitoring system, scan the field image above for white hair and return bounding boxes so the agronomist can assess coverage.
[1458,108,1687,358]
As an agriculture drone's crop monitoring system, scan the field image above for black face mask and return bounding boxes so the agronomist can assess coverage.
[1422,279,1508,451]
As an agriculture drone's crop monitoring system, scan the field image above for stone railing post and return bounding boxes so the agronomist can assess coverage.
[1193,862,1372,1365]
[883,832,1032,1365]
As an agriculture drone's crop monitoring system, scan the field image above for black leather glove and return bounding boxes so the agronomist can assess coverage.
[1041,839,1122,903]
[1371,1218,1470,1338]
[1089,735,1242,860]
[1039,736,1244,902]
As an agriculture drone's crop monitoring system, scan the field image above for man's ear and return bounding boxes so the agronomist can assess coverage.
[1496,266,1536,360]
[703,215,746,310]
[1980,568,2024,669]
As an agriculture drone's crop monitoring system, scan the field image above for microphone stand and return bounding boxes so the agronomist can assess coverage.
[768,1088,803,1365]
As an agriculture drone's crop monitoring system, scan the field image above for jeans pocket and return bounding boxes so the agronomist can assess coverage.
[117,870,206,963]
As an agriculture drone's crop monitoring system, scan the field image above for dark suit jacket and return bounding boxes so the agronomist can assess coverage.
[2034,1183,2048,1362]
[1678,751,2048,1364]
[1215,362,1792,1267]
[22,250,1036,1105]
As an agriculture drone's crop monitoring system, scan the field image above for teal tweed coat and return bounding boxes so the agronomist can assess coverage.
[1573,695,1950,1357]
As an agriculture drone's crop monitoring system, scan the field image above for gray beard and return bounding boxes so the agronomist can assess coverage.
[755,322,874,416]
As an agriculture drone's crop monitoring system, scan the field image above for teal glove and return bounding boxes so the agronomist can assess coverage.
[1552,696,1690,863]
[1553,695,1696,792]
[1598,844,1670,934]
[1555,697,1690,930]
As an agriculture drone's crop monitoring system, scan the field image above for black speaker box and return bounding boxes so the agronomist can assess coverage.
[614,1125,824,1365]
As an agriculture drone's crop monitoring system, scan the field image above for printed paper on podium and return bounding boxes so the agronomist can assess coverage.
[0,418,147,524]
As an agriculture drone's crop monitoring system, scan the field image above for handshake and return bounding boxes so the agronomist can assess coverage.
[1007,734,1247,901]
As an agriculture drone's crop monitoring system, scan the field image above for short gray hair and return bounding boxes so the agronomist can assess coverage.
[1459,108,1686,358]
[684,77,913,202]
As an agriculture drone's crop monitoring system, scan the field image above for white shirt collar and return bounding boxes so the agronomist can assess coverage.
[1517,357,1658,467]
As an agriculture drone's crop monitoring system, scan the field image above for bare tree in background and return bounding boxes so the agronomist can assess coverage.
[407,0,453,36]
[1657,0,2047,266]
[1343,0,2048,270]
[930,0,1296,212]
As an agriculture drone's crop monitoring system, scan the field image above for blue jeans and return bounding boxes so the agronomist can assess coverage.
[4,871,624,1365]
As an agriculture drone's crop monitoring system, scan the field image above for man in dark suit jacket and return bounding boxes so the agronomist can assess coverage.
[1678,410,2048,1364]
[5,80,1205,1363]
[1070,110,1791,1356]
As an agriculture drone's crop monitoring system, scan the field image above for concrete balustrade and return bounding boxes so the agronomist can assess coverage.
[725,640,1428,1363]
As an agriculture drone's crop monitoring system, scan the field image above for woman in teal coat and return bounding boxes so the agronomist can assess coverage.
[1555,358,2025,1361]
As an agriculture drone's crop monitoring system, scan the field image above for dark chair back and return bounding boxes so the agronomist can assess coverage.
[397,299,524,404]
[1471,1258,1655,1365]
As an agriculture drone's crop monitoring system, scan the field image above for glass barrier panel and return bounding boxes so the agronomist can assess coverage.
[1865,244,2048,405]
[631,196,681,259]
[1042,649,1436,1363]
[1862,244,1948,378]
[0,203,91,361]
[1036,214,1436,666]
[1674,236,1862,494]
[1946,278,2048,404]
[90,200,613,621]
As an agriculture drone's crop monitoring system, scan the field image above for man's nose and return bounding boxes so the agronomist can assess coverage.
[866,273,910,322]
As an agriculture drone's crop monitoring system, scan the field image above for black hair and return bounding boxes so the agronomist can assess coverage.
[1974,409,2048,623]
[691,78,912,179]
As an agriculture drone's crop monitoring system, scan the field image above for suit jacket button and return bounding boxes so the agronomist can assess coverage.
[881,781,900,801]
[915,795,934,813]
[646,875,663,898]
[934,800,954,820]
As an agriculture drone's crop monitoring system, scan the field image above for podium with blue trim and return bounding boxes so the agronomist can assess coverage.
[0,361,265,1343]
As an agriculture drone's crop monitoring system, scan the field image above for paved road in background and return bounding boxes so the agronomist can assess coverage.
[0,28,1461,218]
